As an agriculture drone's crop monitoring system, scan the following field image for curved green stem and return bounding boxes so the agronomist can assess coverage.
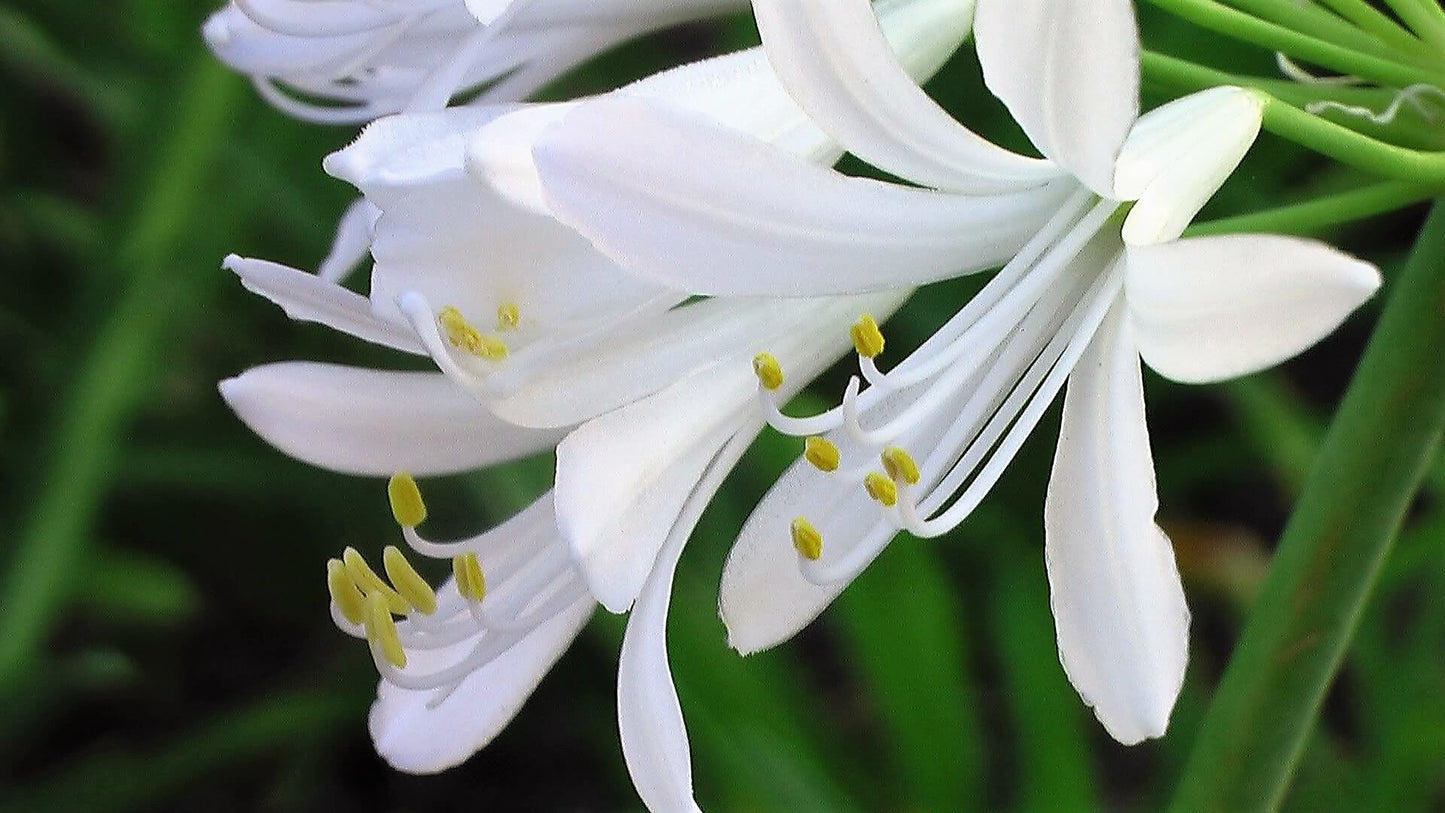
[1171,199,1445,812]
[1187,180,1444,237]
[1229,0,1438,66]
[0,57,244,685]
[1143,51,1445,181]
[1143,0,1445,89]
[1316,0,1438,58]
[1383,0,1445,52]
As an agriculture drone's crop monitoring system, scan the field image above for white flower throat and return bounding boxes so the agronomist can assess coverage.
[753,186,1129,588]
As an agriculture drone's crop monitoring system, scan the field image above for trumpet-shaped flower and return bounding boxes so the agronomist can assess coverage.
[202,0,747,124]
[530,0,1382,743]
[220,1,963,805]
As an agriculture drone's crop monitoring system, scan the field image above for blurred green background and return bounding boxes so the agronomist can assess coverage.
[0,1,1441,810]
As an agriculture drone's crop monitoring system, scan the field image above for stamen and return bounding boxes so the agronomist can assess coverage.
[803,436,841,472]
[790,517,823,561]
[342,547,410,614]
[496,301,521,331]
[881,445,921,485]
[753,352,784,391]
[388,472,428,527]
[383,545,437,615]
[863,471,898,507]
[454,552,487,602]
[438,305,508,360]
[326,558,368,625]
[850,314,885,358]
[365,594,408,669]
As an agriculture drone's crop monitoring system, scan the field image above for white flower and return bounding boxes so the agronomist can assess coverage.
[218,2,961,806]
[529,0,1383,744]
[202,0,747,124]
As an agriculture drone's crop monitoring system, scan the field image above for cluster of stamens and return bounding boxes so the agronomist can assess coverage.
[749,189,1131,583]
[324,472,588,705]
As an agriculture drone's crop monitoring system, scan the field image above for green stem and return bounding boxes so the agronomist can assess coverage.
[1229,0,1437,66]
[0,57,243,685]
[1170,199,1445,812]
[1143,0,1445,89]
[1383,0,1445,52]
[1186,180,1443,237]
[1142,51,1445,180]
[1313,0,1439,60]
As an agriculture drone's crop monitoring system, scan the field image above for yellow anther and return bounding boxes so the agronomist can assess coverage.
[790,517,823,561]
[454,552,486,603]
[496,301,521,331]
[326,558,368,625]
[342,547,410,615]
[438,305,509,360]
[881,445,921,485]
[752,352,784,391]
[365,594,407,669]
[388,472,428,528]
[850,313,885,358]
[803,436,841,472]
[864,471,899,507]
[383,546,437,615]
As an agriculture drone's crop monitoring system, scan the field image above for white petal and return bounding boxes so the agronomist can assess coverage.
[1126,235,1381,384]
[327,109,674,331]
[224,255,423,354]
[535,96,1072,296]
[753,0,1061,193]
[616,513,701,813]
[974,0,1139,197]
[1118,88,1264,245]
[325,106,522,210]
[371,591,594,773]
[719,456,895,654]
[317,198,380,283]
[219,362,567,475]
[555,372,747,613]
[1045,296,1188,745]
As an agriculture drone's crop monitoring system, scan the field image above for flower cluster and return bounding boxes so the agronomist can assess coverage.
[211,0,1381,807]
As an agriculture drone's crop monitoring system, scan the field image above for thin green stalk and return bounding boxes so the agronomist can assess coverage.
[1142,51,1445,181]
[0,57,243,685]
[1228,0,1438,66]
[1383,0,1445,52]
[1314,0,1440,60]
[1187,180,1443,237]
[1170,199,1445,812]
[1143,0,1445,89]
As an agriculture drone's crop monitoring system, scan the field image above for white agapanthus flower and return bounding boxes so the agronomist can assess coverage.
[528,0,1382,744]
[202,0,747,124]
[220,0,993,805]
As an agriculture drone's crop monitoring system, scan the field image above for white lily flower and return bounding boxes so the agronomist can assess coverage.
[202,0,746,124]
[531,0,1383,744]
[219,2,955,805]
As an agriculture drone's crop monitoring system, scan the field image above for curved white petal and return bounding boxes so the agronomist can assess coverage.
[1118,88,1264,245]
[317,198,380,283]
[555,371,748,613]
[219,362,567,475]
[371,589,594,773]
[225,255,423,354]
[1126,235,1381,384]
[719,455,895,654]
[616,511,701,813]
[326,107,673,331]
[1045,296,1188,745]
[754,0,1061,193]
[974,0,1139,197]
[325,106,522,210]
[535,96,1072,296]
